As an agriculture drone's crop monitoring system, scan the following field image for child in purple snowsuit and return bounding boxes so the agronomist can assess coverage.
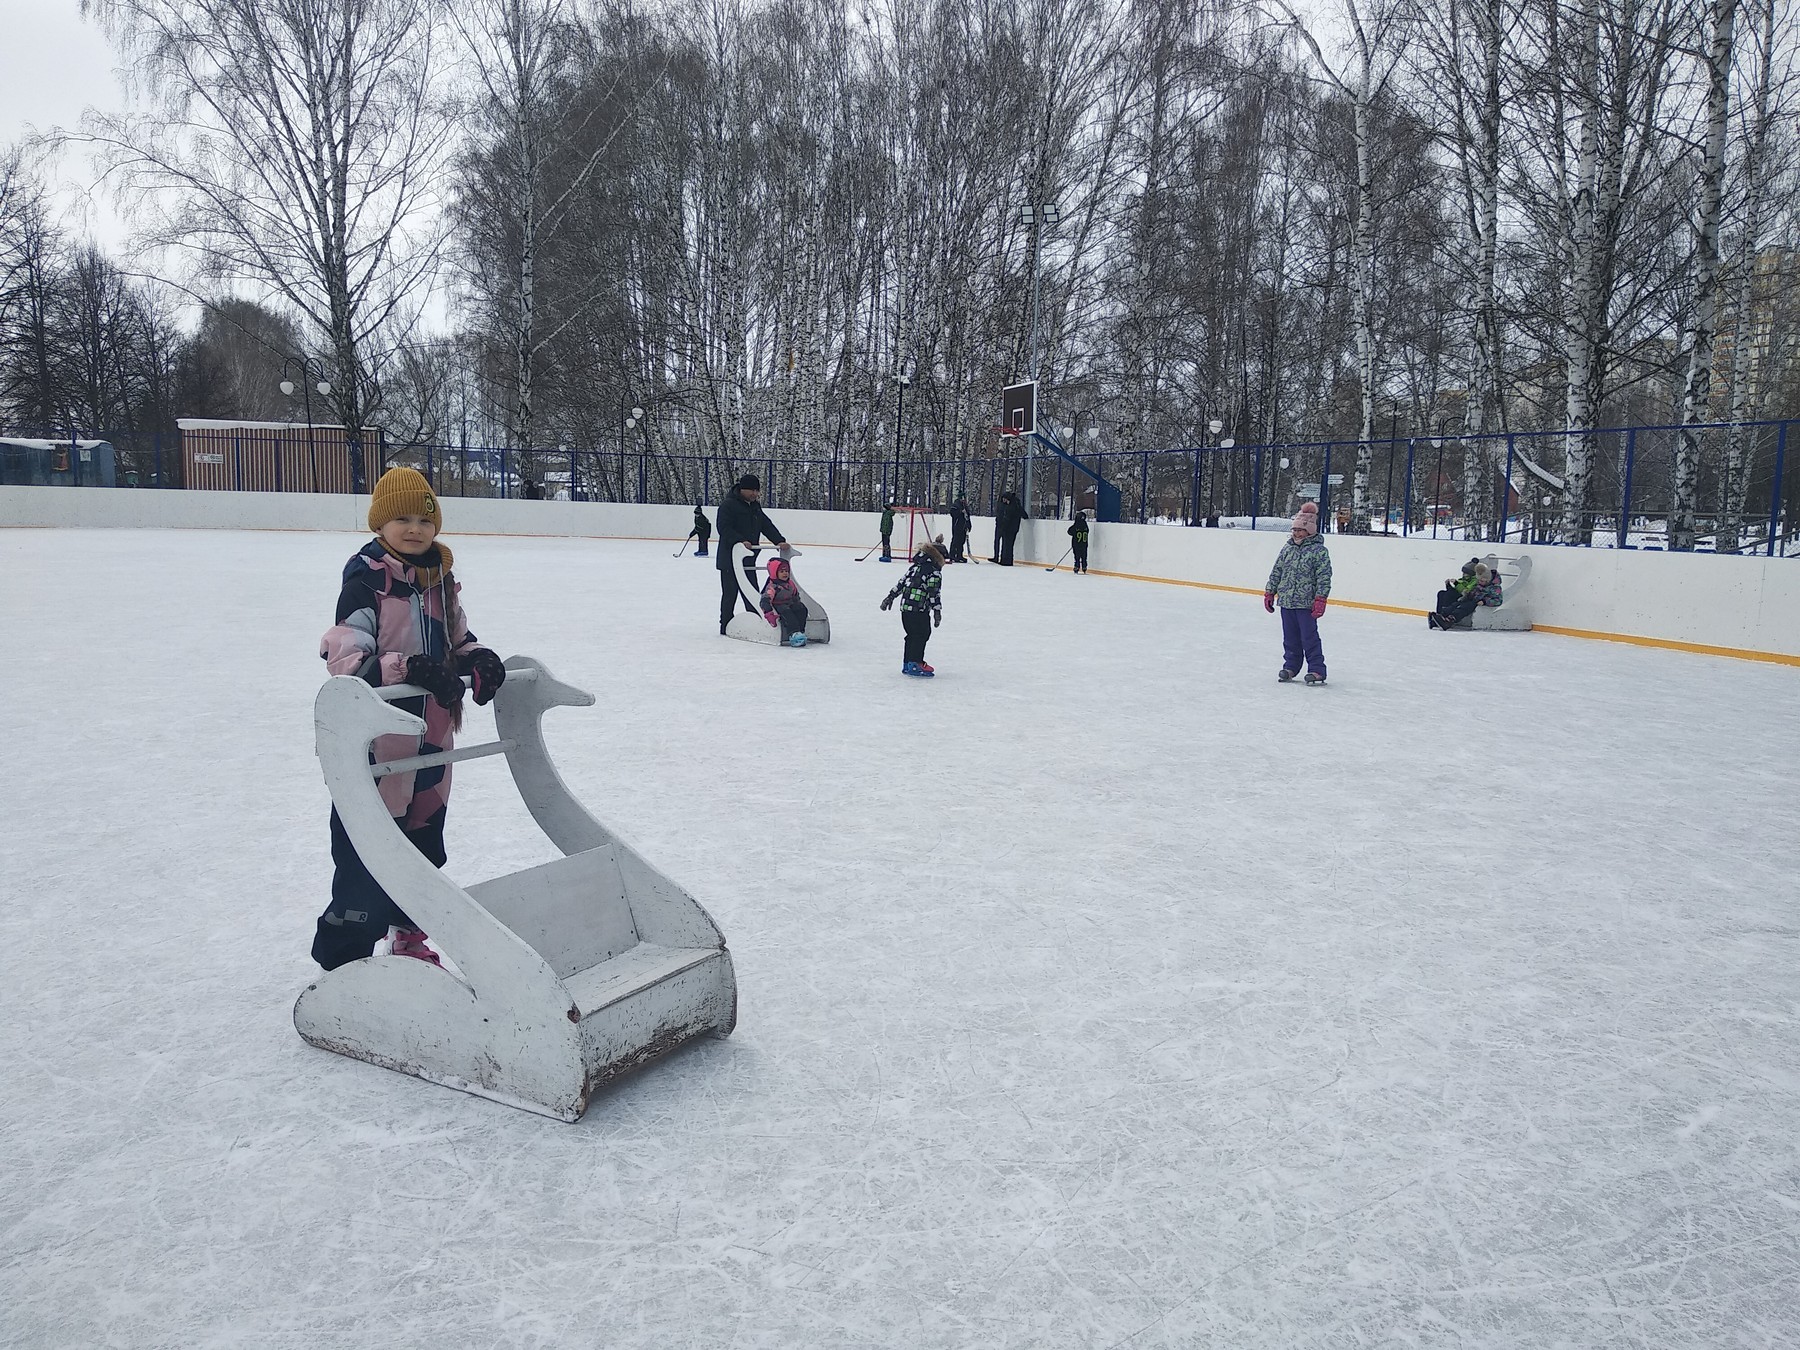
[1263,501,1333,684]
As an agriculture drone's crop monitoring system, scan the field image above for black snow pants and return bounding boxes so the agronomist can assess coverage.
[720,557,758,631]
[950,525,968,561]
[774,601,809,640]
[1073,541,1089,572]
[998,526,1020,566]
[902,609,932,664]
[312,807,448,971]
[1435,587,1479,625]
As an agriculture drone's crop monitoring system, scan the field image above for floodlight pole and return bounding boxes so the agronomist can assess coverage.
[1020,202,1059,517]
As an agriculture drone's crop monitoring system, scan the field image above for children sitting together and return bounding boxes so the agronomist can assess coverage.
[1429,557,1504,629]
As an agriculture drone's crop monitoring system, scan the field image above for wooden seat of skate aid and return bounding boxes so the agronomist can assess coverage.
[1451,554,1534,632]
[293,655,737,1121]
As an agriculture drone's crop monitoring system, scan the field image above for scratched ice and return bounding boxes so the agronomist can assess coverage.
[2,528,1797,1349]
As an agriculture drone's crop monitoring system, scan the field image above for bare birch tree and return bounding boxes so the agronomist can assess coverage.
[82,0,451,482]
[1717,0,1790,550]
[1271,0,1414,531]
[1673,0,1739,551]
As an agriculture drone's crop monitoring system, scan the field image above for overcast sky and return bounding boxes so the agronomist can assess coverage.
[0,1,131,245]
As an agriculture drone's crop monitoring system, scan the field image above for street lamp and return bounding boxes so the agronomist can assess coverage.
[279,359,333,492]
[1017,202,1060,515]
[1431,436,1445,539]
[620,403,644,503]
[1199,419,1223,524]
[893,375,911,504]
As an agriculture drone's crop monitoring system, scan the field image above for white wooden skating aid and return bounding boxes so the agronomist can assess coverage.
[294,657,737,1121]
[723,542,831,645]
[1464,554,1535,631]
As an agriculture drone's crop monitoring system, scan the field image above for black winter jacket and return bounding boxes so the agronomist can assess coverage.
[714,488,786,569]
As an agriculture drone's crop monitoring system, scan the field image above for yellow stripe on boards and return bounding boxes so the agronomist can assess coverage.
[1040,564,1800,668]
[1530,624,1800,667]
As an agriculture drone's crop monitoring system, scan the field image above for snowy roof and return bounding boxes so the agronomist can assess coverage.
[176,419,347,431]
[1512,452,1564,490]
[0,438,111,451]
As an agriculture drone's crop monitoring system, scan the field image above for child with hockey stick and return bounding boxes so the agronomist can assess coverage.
[881,541,945,676]
[760,556,811,647]
[1068,511,1091,573]
[312,468,508,970]
[879,503,896,561]
[1263,501,1333,685]
[692,503,713,557]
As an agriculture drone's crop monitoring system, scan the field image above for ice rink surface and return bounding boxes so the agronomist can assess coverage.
[3,527,1799,1350]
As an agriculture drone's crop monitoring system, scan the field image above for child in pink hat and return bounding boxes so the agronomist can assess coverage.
[1263,502,1333,684]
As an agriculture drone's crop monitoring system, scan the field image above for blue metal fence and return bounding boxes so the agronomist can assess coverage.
[8,418,1796,555]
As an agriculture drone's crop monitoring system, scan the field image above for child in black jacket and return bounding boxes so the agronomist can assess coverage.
[1068,512,1090,573]
[880,542,945,676]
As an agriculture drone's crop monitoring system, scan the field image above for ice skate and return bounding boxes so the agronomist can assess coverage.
[788,632,807,648]
[1304,672,1326,685]
[902,661,931,677]
[1278,668,1297,682]
[917,661,934,674]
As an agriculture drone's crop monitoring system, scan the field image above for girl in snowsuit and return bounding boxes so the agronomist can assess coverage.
[881,542,945,676]
[313,468,508,970]
[1263,501,1333,684]
[761,556,811,646]
[1068,512,1091,573]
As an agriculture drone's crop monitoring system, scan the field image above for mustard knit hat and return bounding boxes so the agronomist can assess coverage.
[368,467,440,533]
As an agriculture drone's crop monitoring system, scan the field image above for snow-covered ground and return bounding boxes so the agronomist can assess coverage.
[4,528,1798,1349]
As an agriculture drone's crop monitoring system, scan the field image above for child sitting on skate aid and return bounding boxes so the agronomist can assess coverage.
[761,556,811,647]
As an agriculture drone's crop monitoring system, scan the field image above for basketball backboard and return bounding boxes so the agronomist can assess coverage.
[1001,381,1037,436]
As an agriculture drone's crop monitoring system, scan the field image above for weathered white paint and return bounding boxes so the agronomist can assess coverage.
[5,486,1796,660]
[294,655,737,1121]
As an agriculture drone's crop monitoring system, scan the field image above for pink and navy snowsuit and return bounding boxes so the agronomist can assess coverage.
[760,565,809,639]
[313,539,480,970]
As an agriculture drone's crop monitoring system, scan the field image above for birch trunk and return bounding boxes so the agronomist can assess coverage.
[1350,78,1377,531]
[1719,0,1777,553]
[1674,0,1738,552]
[1561,0,1603,544]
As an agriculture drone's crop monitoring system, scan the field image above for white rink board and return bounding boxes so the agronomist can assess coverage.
[2,529,1799,1349]
[5,485,1798,658]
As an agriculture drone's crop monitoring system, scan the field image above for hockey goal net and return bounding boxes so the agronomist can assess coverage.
[889,504,942,558]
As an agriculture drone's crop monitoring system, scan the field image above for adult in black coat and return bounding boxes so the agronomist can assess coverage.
[995,491,1029,566]
[949,498,971,562]
[716,474,788,633]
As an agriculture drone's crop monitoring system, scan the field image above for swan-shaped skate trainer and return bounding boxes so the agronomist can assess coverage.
[723,543,831,644]
[294,657,737,1121]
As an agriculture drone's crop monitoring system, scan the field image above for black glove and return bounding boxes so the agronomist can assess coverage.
[405,654,465,711]
[460,648,506,706]
[933,609,942,628]
[880,595,894,611]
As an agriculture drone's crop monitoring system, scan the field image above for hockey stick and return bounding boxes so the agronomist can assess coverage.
[853,540,882,561]
[673,532,697,557]
[1045,547,1073,572]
